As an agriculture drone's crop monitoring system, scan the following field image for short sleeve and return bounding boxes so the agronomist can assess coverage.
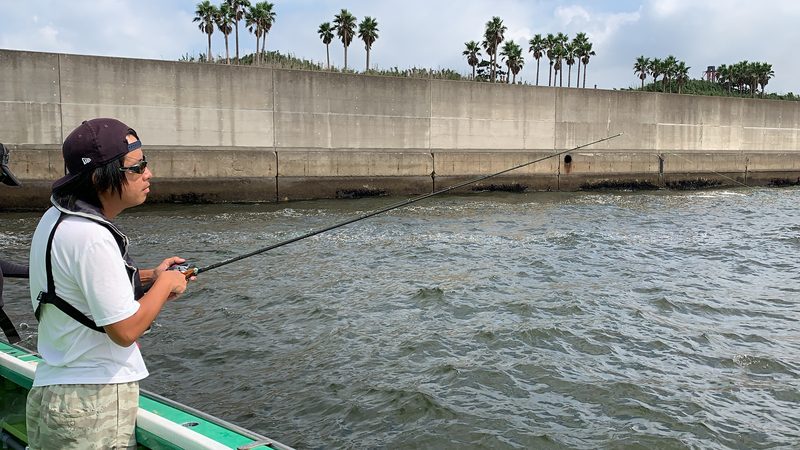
[69,233,139,326]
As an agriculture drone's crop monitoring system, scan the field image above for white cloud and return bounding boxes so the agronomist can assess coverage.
[36,25,62,49]
[649,0,689,17]
[555,5,592,25]
[550,5,641,49]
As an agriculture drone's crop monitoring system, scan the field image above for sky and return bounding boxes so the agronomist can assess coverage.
[2,0,799,93]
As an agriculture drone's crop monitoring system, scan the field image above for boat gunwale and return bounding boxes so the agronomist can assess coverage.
[0,340,293,450]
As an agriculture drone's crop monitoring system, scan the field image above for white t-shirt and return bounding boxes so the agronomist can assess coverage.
[29,206,148,386]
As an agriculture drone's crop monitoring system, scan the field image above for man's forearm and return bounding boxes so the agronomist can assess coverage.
[138,268,155,284]
[0,259,28,278]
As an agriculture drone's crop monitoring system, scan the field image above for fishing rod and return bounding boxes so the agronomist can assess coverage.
[173,133,623,278]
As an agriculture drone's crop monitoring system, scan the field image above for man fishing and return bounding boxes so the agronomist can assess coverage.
[0,143,28,344]
[25,118,193,449]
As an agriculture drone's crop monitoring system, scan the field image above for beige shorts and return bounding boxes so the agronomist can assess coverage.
[26,382,139,450]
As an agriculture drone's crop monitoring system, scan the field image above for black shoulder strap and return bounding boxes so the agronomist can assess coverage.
[0,263,22,343]
[0,308,21,344]
[34,212,106,334]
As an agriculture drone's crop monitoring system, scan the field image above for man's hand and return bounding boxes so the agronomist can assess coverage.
[153,256,187,279]
[158,270,189,301]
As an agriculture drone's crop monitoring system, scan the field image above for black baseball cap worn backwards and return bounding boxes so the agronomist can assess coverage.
[53,118,142,190]
[0,143,22,187]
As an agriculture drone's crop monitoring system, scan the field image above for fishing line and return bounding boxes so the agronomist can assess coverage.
[660,152,750,188]
[179,133,623,277]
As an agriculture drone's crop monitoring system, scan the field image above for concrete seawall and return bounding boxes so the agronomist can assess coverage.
[1,49,799,208]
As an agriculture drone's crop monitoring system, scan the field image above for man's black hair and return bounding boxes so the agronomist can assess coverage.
[53,156,128,210]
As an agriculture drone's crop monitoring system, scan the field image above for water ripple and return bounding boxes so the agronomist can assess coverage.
[3,188,800,448]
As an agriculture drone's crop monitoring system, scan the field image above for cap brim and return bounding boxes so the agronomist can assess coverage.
[1,164,21,187]
[51,172,80,190]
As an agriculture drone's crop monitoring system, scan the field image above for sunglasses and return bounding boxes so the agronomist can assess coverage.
[119,155,148,174]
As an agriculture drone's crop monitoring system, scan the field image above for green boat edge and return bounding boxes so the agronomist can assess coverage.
[0,340,294,450]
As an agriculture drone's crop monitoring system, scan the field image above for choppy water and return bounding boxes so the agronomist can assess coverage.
[2,188,800,449]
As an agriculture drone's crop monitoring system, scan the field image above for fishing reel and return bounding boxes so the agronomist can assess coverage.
[167,263,199,279]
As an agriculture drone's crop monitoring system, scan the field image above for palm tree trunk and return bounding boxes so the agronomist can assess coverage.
[568,66,572,87]
[535,59,540,86]
[577,64,581,88]
[559,65,563,87]
[225,35,230,64]
[255,34,260,65]
[344,45,348,70]
[207,32,212,62]
[641,77,644,89]
[325,43,330,70]
[472,64,476,79]
[235,22,240,64]
[548,63,553,86]
[366,48,370,71]
[582,63,587,88]
[262,34,267,61]
[493,39,499,82]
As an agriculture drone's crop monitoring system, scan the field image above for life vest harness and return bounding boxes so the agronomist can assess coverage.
[35,213,106,332]
[34,203,144,333]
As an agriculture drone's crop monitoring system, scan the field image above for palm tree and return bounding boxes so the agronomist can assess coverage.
[544,33,557,86]
[578,40,595,88]
[215,3,234,64]
[728,61,741,93]
[749,62,760,97]
[648,57,662,91]
[259,2,276,61]
[572,32,588,87]
[500,41,524,83]
[756,62,774,97]
[358,16,379,71]
[564,41,576,87]
[732,61,750,94]
[741,61,769,97]
[484,16,506,82]
[662,55,677,92]
[716,64,731,93]
[674,61,690,94]
[334,9,357,70]
[463,40,482,79]
[634,55,649,89]
[245,3,265,64]
[528,34,545,86]
[193,1,217,62]
[481,37,497,81]
[554,32,568,87]
[318,22,334,70]
[225,0,251,64]
[552,41,565,87]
